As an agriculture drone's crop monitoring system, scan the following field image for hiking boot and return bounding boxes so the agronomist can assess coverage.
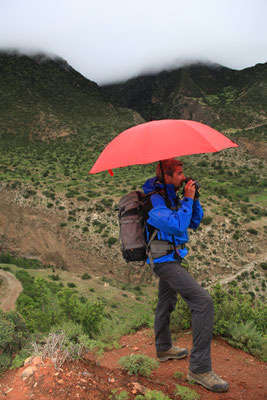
[157,346,188,362]
[187,369,229,392]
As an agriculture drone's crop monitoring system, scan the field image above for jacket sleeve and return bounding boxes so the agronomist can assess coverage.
[147,194,194,236]
[189,199,204,229]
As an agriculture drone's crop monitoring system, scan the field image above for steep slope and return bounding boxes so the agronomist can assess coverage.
[103,62,267,132]
[0,51,142,142]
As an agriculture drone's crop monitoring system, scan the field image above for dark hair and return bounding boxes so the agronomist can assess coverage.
[156,159,183,182]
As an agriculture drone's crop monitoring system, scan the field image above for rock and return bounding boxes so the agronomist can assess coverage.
[133,346,139,351]
[21,366,37,379]
[132,382,147,394]
[24,356,34,366]
[57,379,64,384]
[81,371,93,377]
[32,356,42,366]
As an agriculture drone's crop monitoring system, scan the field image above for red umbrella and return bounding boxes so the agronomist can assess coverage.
[89,120,238,175]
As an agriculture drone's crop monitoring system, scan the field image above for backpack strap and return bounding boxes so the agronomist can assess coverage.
[146,228,158,270]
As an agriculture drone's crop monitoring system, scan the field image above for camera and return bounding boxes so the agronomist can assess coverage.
[183,177,201,198]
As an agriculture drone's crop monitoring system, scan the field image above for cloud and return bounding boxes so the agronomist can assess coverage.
[0,0,266,84]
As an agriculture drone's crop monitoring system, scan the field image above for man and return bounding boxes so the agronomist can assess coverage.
[142,158,229,393]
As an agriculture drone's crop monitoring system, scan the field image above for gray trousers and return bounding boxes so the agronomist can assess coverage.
[153,261,214,373]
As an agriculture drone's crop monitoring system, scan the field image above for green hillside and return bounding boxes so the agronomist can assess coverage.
[0,52,266,293]
[0,51,145,193]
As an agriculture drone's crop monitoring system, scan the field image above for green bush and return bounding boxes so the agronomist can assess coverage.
[109,389,129,400]
[81,272,92,280]
[228,322,264,358]
[108,237,117,246]
[202,216,212,225]
[119,354,159,377]
[170,296,191,332]
[16,277,58,332]
[247,228,258,235]
[0,252,45,269]
[136,390,171,399]
[67,282,76,288]
[51,320,84,342]
[0,353,12,374]
[57,287,104,337]
[173,371,184,380]
[211,284,266,336]
[0,310,29,373]
[48,274,60,281]
[175,385,200,400]
[233,230,241,240]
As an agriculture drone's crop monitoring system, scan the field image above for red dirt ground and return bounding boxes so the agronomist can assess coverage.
[0,329,266,400]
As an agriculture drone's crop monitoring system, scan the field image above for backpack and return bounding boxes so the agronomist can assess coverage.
[117,191,153,262]
[117,189,180,264]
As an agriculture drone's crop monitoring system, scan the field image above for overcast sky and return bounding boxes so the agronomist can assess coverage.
[0,0,266,84]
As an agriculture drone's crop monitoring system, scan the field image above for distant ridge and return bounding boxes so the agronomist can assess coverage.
[103,61,267,132]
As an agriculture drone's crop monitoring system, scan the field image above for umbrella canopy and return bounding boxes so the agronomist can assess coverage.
[89,120,238,174]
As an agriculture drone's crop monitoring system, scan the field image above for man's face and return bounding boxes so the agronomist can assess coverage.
[166,165,185,191]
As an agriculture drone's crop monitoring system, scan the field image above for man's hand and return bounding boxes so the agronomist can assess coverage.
[184,179,196,199]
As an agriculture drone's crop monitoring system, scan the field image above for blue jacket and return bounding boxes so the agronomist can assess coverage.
[143,177,204,263]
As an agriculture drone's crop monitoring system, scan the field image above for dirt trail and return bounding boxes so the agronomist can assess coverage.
[0,270,23,312]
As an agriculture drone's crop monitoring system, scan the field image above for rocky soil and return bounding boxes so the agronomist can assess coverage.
[0,329,266,400]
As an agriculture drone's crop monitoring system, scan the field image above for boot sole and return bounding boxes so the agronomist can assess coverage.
[158,353,188,362]
[187,373,229,393]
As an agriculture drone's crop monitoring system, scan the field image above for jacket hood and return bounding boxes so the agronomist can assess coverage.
[143,176,177,200]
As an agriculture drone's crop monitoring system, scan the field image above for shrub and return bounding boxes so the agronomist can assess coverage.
[77,196,89,201]
[32,332,83,369]
[228,322,264,358]
[0,265,10,271]
[211,284,266,336]
[67,282,76,288]
[247,228,258,235]
[174,385,200,400]
[233,230,240,240]
[173,371,184,380]
[202,216,212,225]
[0,310,29,373]
[108,237,117,246]
[57,287,104,337]
[48,274,60,281]
[81,273,92,280]
[51,320,84,342]
[109,389,129,400]
[119,354,159,377]
[136,390,171,399]
[170,295,191,332]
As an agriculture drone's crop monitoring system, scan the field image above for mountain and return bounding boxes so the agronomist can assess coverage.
[0,51,143,143]
[103,62,267,135]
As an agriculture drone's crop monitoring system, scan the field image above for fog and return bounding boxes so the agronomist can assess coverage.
[0,0,266,84]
